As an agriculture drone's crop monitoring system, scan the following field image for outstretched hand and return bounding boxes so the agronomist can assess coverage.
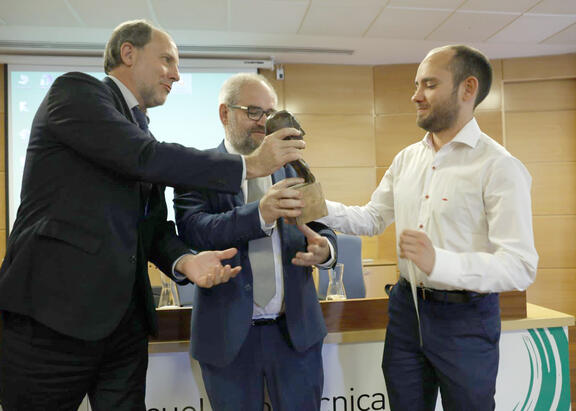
[291,224,330,266]
[176,248,241,288]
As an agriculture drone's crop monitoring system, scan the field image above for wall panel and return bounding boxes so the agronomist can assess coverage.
[528,162,576,215]
[312,167,375,206]
[503,54,576,81]
[0,230,5,259]
[374,63,417,115]
[505,110,576,163]
[375,114,421,167]
[0,173,5,230]
[475,111,503,145]
[528,268,576,317]
[504,79,576,112]
[298,114,375,168]
[533,215,576,268]
[284,65,373,115]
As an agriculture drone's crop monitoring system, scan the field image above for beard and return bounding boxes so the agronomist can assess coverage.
[227,118,265,155]
[417,89,459,133]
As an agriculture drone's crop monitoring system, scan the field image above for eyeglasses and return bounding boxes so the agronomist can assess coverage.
[227,104,276,121]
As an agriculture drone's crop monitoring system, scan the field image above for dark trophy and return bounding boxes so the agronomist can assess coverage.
[265,110,328,224]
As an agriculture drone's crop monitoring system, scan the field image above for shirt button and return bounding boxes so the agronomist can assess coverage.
[244,284,252,291]
[129,255,137,264]
[419,224,423,229]
[425,195,429,199]
[432,166,436,170]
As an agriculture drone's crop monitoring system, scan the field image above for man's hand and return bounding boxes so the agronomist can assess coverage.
[244,128,305,178]
[399,230,435,275]
[175,248,241,288]
[291,224,330,266]
[259,178,305,224]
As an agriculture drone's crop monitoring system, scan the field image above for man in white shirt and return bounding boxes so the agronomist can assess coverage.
[174,73,337,410]
[321,45,538,410]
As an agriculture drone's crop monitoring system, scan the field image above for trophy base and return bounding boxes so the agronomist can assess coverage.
[286,181,328,225]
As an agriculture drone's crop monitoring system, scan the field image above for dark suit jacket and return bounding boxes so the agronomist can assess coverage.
[174,142,336,367]
[0,72,243,341]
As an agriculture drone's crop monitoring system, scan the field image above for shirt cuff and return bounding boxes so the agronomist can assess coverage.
[316,239,336,268]
[171,251,197,281]
[258,206,276,235]
[428,247,462,288]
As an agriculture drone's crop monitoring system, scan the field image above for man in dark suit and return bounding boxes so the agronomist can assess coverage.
[0,21,305,411]
[174,73,337,411]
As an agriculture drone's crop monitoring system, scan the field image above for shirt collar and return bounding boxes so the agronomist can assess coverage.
[108,75,140,111]
[224,138,240,155]
[421,117,481,150]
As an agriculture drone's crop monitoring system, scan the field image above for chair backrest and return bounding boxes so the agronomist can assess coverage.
[318,234,366,299]
[175,283,196,307]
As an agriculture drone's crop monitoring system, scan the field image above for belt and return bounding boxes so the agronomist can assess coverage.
[398,277,488,304]
[252,314,284,326]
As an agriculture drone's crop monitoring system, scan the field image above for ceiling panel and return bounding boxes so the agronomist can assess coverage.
[0,1,81,26]
[387,0,463,8]
[528,0,576,14]
[542,22,576,44]
[459,0,539,13]
[69,0,154,27]
[427,11,519,42]
[489,14,576,43]
[152,0,228,30]
[366,8,450,39]
[230,0,308,33]
[299,2,384,36]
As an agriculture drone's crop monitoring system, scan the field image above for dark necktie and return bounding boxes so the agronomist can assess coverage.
[132,106,152,214]
[131,106,149,134]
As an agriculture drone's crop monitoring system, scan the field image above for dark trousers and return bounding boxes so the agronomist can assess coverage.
[199,316,324,411]
[0,309,149,411]
[382,280,501,411]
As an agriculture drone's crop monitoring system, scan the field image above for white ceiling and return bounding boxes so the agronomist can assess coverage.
[0,0,575,65]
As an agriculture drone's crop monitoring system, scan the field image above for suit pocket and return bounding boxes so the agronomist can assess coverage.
[36,218,103,254]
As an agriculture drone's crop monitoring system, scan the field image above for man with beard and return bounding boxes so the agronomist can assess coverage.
[174,73,337,410]
[320,45,538,410]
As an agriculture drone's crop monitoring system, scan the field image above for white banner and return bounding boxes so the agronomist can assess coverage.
[137,326,572,411]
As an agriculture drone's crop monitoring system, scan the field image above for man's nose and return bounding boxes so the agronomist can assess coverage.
[170,66,180,83]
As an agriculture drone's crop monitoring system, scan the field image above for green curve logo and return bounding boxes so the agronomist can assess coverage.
[513,327,570,411]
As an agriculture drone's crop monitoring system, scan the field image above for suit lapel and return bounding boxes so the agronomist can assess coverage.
[103,77,154,211]
[217,142,245,205]
[272,167,286,184]
[102,77,133,121]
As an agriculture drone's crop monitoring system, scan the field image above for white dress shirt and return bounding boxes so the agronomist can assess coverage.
[321,118,538,293]
[224,140,335,319]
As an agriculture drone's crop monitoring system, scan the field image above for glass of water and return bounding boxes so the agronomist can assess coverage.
[325,263,346,301]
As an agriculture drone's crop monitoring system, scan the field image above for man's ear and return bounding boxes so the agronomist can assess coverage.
[461,76,479,103]
[219,103,229,126]
[119,42,136,67]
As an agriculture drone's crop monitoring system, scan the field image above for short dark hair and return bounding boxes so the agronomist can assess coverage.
[448,45,492,108]
[103,20,155,74]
